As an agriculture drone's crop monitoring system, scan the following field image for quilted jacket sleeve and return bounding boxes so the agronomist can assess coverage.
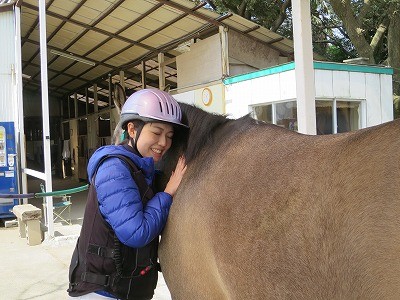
[94,157,173,248]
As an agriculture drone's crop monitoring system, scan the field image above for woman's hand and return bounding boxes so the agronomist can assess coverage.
[164,156,187,197]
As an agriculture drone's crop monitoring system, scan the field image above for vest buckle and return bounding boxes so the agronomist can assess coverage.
[81,272,112,287]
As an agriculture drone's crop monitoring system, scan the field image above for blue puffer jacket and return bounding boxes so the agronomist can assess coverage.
[87,145,172,248]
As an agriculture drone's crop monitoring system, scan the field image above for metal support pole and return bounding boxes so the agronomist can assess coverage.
[38,0,54,238]
[14,5,28,201]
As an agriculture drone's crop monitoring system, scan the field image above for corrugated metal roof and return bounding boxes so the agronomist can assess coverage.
[0,0,15,11]
[0,0,15,5]
[19,0,296,101]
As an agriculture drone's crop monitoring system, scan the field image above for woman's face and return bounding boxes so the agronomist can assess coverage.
[129,122,174,162]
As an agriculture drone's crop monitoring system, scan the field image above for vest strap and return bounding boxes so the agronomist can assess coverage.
[88,244,115,258]
[95,154,154,205]
[81,272,112,287]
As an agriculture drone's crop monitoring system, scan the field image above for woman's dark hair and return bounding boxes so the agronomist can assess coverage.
[119,119,145,145]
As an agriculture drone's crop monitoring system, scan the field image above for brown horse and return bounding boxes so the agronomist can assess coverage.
[158,103,400,299]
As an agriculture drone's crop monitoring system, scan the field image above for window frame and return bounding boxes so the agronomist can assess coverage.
[251,98,366,134]
[316,98,366,134]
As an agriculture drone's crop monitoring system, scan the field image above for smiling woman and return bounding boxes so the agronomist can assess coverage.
[130,122,174,162]
[67,88,188,300]
[126,122,171,160]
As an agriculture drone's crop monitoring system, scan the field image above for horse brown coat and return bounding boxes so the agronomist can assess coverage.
[158,105,400,299]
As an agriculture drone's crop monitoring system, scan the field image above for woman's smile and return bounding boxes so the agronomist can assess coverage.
[135,123,174,162]
[151,148,162,154]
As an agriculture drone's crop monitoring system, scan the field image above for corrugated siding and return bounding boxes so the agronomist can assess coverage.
[0,9,16,122]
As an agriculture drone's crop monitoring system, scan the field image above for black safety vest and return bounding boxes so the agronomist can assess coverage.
[68,154,159,300]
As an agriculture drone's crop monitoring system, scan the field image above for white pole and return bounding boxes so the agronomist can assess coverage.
[38,0,54,238]
[292,0,316,134]
[14,5,28,201]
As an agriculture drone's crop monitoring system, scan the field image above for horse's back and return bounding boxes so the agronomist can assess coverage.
[160,120,400,299]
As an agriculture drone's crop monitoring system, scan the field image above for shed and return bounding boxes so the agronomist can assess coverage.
[175,61,394,135]
[224,61,393,134]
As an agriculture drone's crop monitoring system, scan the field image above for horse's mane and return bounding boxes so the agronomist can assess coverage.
[157,103,276,189]
[179,103,257,164]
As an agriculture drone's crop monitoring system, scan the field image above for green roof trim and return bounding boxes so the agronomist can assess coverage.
[223,61,393,85]
[223,62,295,85]
[313,61,394,75]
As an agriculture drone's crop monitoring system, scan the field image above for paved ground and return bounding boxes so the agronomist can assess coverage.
[0,177,172,300]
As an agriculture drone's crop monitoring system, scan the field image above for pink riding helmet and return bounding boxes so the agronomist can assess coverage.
[120,88,188,128]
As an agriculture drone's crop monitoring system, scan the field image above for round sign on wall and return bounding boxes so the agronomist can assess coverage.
[201,88,213,106]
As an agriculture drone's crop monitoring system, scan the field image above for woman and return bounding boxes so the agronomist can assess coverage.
[68,88,187,299]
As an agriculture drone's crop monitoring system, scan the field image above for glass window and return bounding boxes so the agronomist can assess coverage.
[252,101,298,131]
[252,99,361,134]
[253,104,272,123]
[315,99,361,134]
[337,101,360,133]
[316,100,333,135]
[275,101,297,131]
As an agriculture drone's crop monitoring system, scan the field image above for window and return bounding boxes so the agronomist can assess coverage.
[253,99,362,134]
[316,100,361,135]
[252,101,298,131]
[337,101,360,133]
[316,101,333,134]
[253,104,272,123]
[275,101,298,131]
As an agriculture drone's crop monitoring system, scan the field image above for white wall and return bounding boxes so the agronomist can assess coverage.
[225,70,297,118]
[173,90,195,105]
[314,69,393,126]
[0,10,17,122]
[174,83,225,114]
[225,66,393,128]
[380,74,393,123]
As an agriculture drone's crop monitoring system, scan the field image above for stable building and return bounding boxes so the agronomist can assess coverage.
[0,0,394,236]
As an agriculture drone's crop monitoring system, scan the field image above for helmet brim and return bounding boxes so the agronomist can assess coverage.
[122,113,189,129]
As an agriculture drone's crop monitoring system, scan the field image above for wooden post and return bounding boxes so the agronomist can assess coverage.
[142,61,147,89]
[219,26,229,78]
[119,70,125,90]
[158,53,165,91]
[74,92,78,118]
[93,83,98,113]
[108,74,112,107]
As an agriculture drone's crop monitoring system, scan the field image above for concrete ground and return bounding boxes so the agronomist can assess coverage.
[0,177,172,300]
